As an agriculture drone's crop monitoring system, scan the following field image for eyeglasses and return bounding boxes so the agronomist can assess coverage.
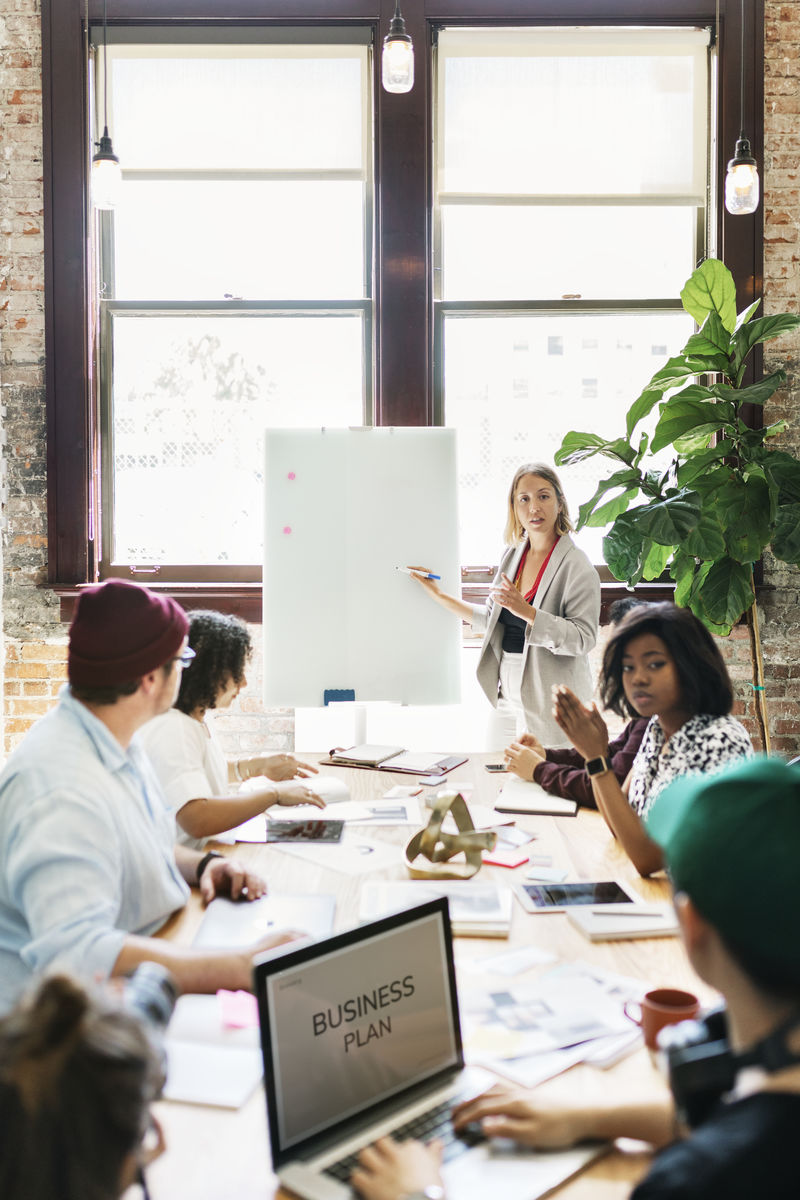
[167,646,196,669]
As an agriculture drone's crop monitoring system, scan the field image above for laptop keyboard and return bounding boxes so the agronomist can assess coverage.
[323,1097,486,1185]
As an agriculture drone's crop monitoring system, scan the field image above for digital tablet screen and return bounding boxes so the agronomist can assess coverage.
[266,819,344,843]
[520,881,634,910]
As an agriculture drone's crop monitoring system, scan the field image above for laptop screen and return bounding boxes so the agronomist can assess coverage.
[255,899,462,1166]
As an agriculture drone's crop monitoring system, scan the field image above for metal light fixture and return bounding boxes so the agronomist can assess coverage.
[91,0,122,209]
[382,0,414,94]
[724,0,759,215]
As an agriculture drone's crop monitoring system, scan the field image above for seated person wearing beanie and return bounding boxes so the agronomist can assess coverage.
[0,580,302,1016]
[351,758,800,1200]
[502,599,648,808]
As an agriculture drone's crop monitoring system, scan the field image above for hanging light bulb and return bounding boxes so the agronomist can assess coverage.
[91,0,122,209]
[382,0,414,94]
[725,135,759,215]
[724,0,759,216]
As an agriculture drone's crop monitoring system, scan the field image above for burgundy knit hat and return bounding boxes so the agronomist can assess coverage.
[68,579,189,687]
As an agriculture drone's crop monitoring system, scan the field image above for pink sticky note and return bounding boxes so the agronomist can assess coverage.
[288,472,296,480]
[218,989,259,1029]
[283,526,292,535]
[482,847,529,870]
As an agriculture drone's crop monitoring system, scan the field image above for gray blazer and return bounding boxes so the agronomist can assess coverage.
[469,535,601,747]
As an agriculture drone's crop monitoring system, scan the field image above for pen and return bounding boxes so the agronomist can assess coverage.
[396,567,441,580]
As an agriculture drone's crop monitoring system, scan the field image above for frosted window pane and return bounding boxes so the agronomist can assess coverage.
[111,316,364,564]
[113,180,364,300]
[111,51,365,170]
[440,52,703,195]
[442,206,696,300]
[443,312,694,565]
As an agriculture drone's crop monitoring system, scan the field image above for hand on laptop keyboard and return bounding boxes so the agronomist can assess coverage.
[350,1136,445,1200]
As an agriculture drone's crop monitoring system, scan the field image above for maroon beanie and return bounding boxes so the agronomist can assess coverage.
[68,579,189,687]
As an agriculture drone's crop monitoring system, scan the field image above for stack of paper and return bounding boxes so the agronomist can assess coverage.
[359,879,513,938]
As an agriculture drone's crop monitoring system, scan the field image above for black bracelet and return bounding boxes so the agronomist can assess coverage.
[196,849,224,885]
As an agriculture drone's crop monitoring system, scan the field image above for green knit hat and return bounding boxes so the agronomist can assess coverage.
[646,756,800,985]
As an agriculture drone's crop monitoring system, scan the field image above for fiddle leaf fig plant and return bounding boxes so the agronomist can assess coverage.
[555,258,800,638]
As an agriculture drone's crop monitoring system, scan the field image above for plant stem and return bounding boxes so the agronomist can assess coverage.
[746,579,770,753]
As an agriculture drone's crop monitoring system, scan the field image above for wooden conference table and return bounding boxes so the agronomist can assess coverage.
[145,754,716,1200]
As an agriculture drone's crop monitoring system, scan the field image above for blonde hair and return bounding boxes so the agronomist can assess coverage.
[503,463,574,545]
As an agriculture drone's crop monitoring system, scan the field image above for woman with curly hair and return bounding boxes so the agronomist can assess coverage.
[140,610,323,847]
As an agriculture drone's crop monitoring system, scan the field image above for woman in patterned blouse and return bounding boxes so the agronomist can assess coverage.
[552,602,752,876]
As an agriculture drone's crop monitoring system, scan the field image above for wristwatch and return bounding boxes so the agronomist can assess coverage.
[585,755,611,778]
[195,849,224,885]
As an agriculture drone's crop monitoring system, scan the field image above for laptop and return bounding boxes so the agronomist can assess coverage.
[254,898,605,1200]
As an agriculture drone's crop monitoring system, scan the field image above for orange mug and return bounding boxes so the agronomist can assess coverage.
[624,987,700,1050]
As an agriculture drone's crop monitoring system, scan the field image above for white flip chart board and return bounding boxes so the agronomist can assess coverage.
[263,428,462,707]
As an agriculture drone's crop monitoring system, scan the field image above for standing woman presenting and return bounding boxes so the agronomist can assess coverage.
[412,463,600,747]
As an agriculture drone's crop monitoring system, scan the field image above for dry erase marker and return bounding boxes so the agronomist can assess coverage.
[396,566,441,580]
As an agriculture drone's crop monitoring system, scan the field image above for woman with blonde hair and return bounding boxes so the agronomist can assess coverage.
[413,463,600,746]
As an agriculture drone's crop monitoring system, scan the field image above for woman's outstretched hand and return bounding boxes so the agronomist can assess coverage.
[490,573,535,622]
[552,686,609,761]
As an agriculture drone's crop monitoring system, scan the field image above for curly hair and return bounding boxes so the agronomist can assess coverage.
[600,602,733,720]
[174,610,252,716]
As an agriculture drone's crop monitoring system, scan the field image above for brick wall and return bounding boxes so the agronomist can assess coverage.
[0,3,798,759]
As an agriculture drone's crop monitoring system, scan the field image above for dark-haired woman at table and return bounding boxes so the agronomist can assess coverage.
[552,602,752,876]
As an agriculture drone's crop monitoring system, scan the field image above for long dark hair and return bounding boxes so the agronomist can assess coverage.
[601,602,733,719]
[175,610,252,716]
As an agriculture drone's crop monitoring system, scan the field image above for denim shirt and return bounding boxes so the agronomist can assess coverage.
[0,687,189,1014]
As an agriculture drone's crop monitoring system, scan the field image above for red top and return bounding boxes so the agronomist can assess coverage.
[515,538,559,603]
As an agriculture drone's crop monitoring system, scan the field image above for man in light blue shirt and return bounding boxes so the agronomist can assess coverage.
[0,580,299,1014]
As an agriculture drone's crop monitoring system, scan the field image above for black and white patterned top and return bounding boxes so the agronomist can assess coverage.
[628,713,753,820]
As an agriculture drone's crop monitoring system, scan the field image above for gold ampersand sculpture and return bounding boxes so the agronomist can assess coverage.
[404,791,497,880]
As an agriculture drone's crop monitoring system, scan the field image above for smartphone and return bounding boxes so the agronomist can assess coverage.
[484,763,507,773]
[266,819,344,843]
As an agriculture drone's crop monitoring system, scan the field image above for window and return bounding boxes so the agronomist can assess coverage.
[95,36,371,579]
[435,26,709,565]
[42,1,764,613]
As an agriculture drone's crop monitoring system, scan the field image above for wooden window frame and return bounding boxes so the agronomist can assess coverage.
[42,1,763,622]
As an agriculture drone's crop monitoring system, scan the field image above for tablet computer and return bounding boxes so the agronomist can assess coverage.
[513,879,638,914]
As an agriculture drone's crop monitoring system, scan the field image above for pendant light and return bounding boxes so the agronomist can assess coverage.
[91,0,122,209]
[382,0,414,94]
[724,0,759,215]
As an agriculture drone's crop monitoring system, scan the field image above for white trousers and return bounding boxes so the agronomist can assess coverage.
[484,652,526,751]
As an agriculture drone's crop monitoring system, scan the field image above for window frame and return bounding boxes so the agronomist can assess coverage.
[42,0,764,620]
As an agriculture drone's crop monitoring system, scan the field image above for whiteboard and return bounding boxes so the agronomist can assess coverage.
[263,428,462,707]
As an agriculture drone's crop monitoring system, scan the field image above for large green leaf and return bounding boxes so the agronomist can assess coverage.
[682,506,727,559]
[690,465,735,497]
[763,451,800,503]
[603,514,646,585]
[555,431,635,467]
[676,440,734,486]
[712,475,772,562]
[733,314,800,372]
[772,502,800,564]
[584,489,640,528]
[682,311,732,358]
[641,539,673,580]
[670,551,697,607]
[634,491,701,545]
[555,431,608,465]
[734,298,761,330]
[651,398,735,453]
[625,388,662,439]
[694,557,754,628]
[714,371,787,408]
[576,468,643,528]
[681,259,738,333]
